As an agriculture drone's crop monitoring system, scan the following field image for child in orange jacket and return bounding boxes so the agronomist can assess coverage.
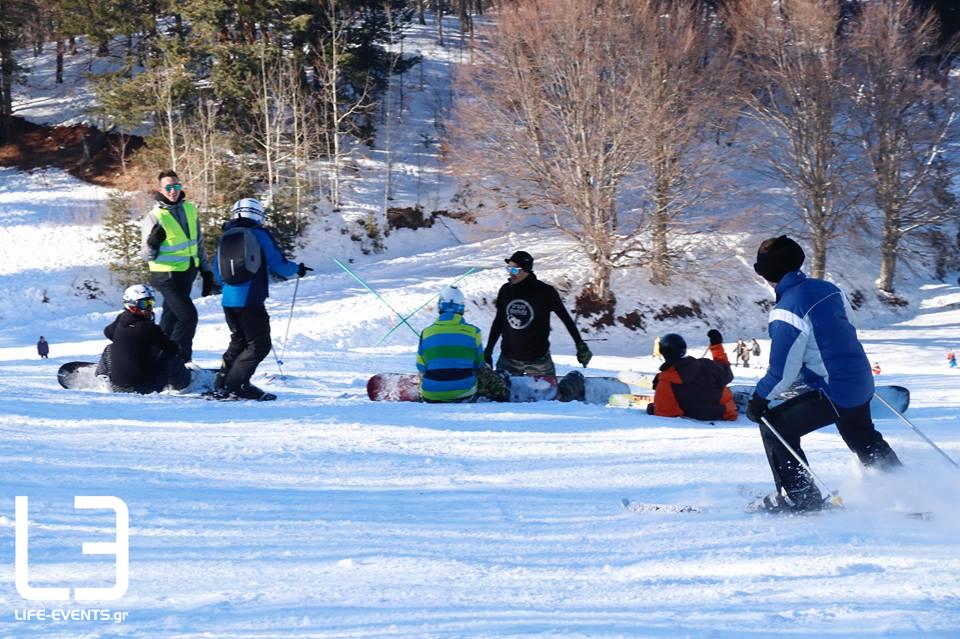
[647,330,738,421]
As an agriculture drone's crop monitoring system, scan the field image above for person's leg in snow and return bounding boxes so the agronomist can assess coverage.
[221,305,272,399]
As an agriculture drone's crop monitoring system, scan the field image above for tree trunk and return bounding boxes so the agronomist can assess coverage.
[810,228,827,279]
[877,213,900,294]
[56,39,64,84]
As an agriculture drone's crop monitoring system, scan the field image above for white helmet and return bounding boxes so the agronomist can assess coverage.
[231,198,265,224]
[438,285,465,314]
[122,284,155,314]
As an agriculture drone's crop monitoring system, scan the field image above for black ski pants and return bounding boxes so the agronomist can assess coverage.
[151,267,199,362]
[221,305,272,393]
[761,389,901,496]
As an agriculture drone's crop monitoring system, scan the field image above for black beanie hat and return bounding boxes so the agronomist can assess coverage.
[754,236,805,283]
[506,250,534,272]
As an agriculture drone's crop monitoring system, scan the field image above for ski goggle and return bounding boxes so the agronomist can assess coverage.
[163,183,182,193]
[505,266,522,275]
[135,298,155,311]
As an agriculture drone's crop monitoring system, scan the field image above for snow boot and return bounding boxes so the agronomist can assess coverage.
[233,383,277,401]
[557,370,585,402]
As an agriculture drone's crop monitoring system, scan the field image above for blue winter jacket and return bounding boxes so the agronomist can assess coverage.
[213,218,299,308]
[755,270,874,408]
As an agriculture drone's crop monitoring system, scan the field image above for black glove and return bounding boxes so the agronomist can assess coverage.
[707,329,723,346]
[746,394,770,423]
[646,403,655,415]
[201,270,216,296]
[576,341,593,367]
[483,349,493,367]
[297,263,313,278]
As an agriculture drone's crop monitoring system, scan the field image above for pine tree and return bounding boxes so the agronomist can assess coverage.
[99,191,148,288]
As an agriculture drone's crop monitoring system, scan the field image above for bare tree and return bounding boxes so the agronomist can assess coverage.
[728,0,857,277]
[315,0,371,210]
[847,0,957,295]
[453,0,724,296]
[622,1,729,285]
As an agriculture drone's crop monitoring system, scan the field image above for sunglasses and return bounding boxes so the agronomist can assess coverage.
[505,266,522,275]
[163,183,183,193]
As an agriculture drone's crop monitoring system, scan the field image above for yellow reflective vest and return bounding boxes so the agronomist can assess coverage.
[148,202,200,272]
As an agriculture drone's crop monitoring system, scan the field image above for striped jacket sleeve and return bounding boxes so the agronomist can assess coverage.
[755,308,810,401]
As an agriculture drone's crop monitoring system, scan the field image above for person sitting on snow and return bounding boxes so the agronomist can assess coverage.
[417,286,509,402]
[646,330,738,421]
[95,284,190,394]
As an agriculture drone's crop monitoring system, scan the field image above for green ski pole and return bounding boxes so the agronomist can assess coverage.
[333,258,421,338]
[375,267,478,346]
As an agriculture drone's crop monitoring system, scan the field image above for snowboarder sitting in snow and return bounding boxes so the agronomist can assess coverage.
[96,284,190,394]
[646,330,738,421]
[484,250,591,376]
[746,235,901,513]
[212,198,310,401]
[416,286,509,402]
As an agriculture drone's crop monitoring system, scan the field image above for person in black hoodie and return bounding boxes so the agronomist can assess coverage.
[484,251,592,376]
[96,284,190,394]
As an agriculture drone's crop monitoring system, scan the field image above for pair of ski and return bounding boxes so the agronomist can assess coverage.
[620,492,932,520]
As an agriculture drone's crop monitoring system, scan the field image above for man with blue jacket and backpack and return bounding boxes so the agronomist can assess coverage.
[746,236,901,513]
[212,198,311,400]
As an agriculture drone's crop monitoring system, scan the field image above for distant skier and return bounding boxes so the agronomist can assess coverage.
[746,236,901,513]
[733,339,745,367]
[751,338,761,360]
[212,198,310,401]
[948,352,957,368]
[416,286,509,402]
[140,169,217,363]
[646,330,738,421]
[37,336,49,359]
[652,335,661,359]
[872,362,881,376]
[95,284,190,394]
[484,251,591,376]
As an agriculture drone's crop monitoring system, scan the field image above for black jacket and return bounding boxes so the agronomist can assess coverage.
[486,273,582,362]
[103,310,179,388]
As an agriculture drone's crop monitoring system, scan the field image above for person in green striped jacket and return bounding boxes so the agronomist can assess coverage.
[416,286,508,402]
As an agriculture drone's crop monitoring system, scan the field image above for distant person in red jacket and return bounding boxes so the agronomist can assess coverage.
[647,330,738,421]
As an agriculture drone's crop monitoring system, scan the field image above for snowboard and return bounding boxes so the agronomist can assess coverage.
[728,384,910,418]
[609,385,909,418]
[57,361,107,391]
[57,361,218,395]
[366,373,631,403]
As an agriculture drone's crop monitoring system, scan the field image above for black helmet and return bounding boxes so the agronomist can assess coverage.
[659,333,687,364]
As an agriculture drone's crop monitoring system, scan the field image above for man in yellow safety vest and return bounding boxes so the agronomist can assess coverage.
[140,169,216,363]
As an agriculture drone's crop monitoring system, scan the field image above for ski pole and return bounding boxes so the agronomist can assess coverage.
[334,258,420,338]
[270,341,285,381]
[278,276,300,365]
[760,415,844,507]
[873,392,960,469]
[375,267,478,346]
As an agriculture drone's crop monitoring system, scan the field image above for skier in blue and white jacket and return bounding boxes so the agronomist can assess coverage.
[746,236,901,513]
[212,198,310,400]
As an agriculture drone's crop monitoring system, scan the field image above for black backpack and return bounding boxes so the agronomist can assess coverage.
[217,226,262,285]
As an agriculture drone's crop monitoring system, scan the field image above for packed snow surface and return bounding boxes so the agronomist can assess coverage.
[1,234,959,637]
